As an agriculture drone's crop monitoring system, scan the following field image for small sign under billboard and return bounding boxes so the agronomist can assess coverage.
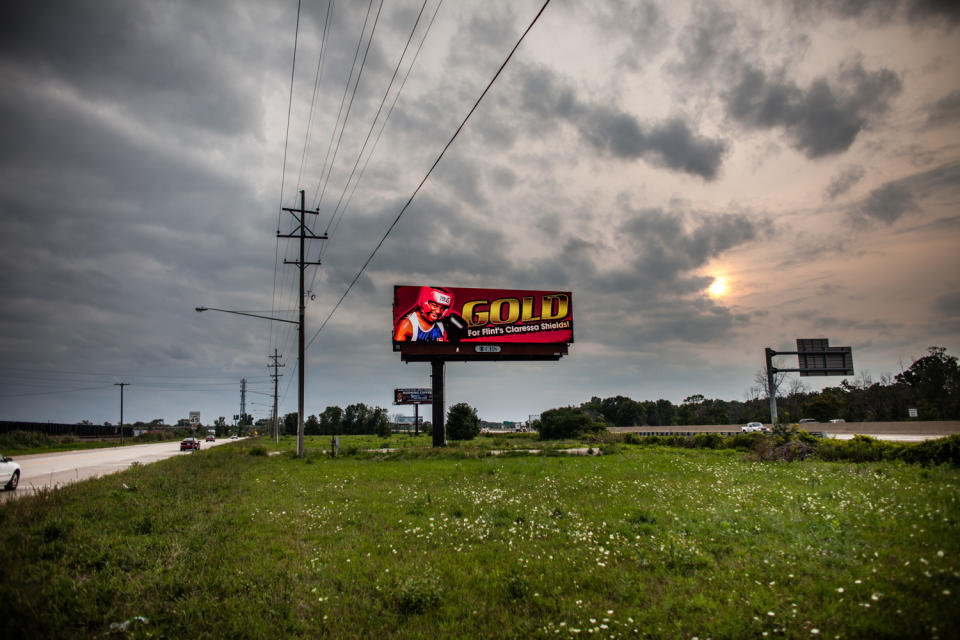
[394,388,432,405]
[393,285,573,361]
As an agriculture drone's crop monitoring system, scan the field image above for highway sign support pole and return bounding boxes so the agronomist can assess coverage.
[764,349,778,427]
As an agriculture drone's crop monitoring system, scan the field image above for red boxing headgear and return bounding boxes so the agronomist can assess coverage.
[417,286,454,319]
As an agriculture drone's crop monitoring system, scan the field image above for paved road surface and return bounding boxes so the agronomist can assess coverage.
[1,438,243,502]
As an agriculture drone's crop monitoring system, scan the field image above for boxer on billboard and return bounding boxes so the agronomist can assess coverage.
[393,286,468,342]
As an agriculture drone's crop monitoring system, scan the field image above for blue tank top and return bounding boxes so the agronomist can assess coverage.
[408,312,445,342]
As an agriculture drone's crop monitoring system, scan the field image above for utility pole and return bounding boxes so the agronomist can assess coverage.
[114,382,128,444]
[279,189,326,458]
[269,350,284,445]
[240,378,247,435]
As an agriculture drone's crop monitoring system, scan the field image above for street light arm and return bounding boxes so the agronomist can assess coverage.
[195,306,298,325]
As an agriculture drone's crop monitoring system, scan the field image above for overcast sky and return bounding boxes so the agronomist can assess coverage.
[1,0,958,426]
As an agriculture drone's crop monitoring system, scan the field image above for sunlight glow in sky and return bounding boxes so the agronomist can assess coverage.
[708,277,729,299]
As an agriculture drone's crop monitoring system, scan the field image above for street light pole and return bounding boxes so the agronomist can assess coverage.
[195,307,297,444]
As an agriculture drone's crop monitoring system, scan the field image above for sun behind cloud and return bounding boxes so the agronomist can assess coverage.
[708,277,729,298]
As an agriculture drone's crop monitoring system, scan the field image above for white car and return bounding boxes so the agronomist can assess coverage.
[741,422,768,433]
[1,453,21,491]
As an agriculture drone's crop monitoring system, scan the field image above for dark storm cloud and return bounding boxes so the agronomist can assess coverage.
[581,109,727,179]
[724,60,902,158]
[319,195,515,286]
[668,3,740,83]
[0,0,286,384]
[616,208,766,291]
[825,165,866,200]
[318,187,767,350]
[789,0,900,24]
[0,0,281,141]
[789,0,960,25]
[432,154,488,207]
[925,90,960,128]
[667,4,902,160]
[849,160,960,226]
[855,182,917,224]
[587,0,671,70]
[905,0,960,24]
[515,66,727,179]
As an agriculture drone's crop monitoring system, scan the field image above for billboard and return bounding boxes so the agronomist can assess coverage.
[394,388,432,405]
[393,285,573,361]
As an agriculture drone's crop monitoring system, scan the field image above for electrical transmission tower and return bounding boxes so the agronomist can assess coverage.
[269,349,284,444]
[240,378,247,434]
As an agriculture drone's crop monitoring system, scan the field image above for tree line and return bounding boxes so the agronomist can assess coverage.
[578,346,960,426]
[279,403,392,438]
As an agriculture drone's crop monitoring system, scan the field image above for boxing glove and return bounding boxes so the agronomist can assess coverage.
[442,313,469,342]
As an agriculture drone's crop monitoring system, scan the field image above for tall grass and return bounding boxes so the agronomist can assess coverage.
[0,437,957,638]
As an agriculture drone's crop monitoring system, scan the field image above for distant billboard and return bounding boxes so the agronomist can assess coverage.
[393,285,573,361]
[394,388,432,405]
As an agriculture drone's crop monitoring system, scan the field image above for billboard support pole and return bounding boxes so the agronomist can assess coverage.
[431,359,445,447]
[414,403,419,436]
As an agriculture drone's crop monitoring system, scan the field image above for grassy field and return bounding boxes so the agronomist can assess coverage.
[1,435,957,639]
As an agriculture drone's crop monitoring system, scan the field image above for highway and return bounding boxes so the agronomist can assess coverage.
[608,420,960,441]
[0,437,243,502]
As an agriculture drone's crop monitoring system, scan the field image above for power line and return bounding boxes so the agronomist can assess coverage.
[306,0,553,349]
[310,0,381,211]
[294,0,336,197]
[272,0,305,363]
[312,0,443,274]
[317,0,439,264]
[276,0,377,363]
[0,385,115,399]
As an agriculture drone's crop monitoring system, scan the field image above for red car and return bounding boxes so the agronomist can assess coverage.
[180,438,201,451]
[205,435,215,442]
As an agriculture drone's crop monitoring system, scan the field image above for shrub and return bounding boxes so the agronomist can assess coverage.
[538,407,606,440]
[774,440,815,462]
[395,571,442,614]
[446,403,481,440]
[905,433,960,466]
[693,433,722,449]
